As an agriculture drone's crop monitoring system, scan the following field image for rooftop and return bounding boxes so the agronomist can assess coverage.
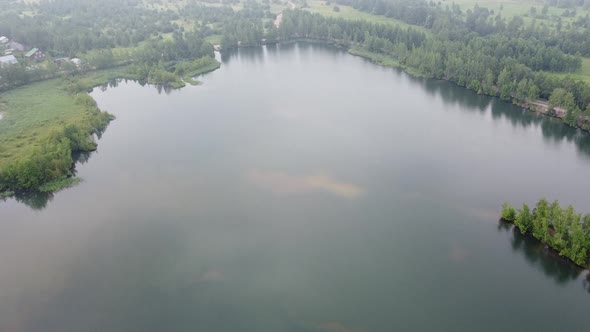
[0,54,18,65]
[24,48,39,57]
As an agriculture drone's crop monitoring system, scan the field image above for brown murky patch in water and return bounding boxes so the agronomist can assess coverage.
[316,321,363,332]
[449,245,470,263]
[199,269,225,282]
[247,171,365,199]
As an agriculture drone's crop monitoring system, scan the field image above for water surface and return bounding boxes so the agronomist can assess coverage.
[1,43,590,332]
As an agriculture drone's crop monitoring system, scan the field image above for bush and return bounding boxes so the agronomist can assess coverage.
[501,202,517,222]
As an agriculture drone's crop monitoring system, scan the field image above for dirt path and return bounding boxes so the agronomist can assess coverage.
[529,99,566,118]
[274,1,296,28]
[274,12,284,28]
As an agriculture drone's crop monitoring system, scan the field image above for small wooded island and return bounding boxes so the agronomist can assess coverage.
[501,199,590,269]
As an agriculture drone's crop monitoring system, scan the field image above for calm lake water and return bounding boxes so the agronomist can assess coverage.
[1,43,590,331]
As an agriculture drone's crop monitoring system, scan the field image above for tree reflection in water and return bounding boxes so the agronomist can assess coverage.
[498,220,590,293]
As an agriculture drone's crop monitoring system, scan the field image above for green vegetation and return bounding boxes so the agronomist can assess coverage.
[176,56,221,84]
[120,29,219,88]
[39,177,81,193]
[0,0,221,92]
[546,57,590,84]
[205,34,223,45]
[0,79,108,168]
[62,66,140,93]
[3,0,590,196]
[502,199,590,268]
[449,0,590,29]
[0,54,220,195]
[501,202,517,222]
[306,0,429,33]
[0,1,223,195]
[0,78,113,195]
[348,47,401,67]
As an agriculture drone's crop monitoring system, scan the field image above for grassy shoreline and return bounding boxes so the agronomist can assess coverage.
[0,59,221,199]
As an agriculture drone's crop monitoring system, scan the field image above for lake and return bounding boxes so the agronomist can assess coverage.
[1,42,589,331]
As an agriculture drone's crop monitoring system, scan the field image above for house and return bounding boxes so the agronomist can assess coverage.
[71,58,82,67]
[8,41,26,52]
[24,48,45,61]
[53,57,69,66]
[0,36,8,44]
[0,55,18,66]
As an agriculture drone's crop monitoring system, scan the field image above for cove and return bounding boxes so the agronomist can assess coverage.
[1,42,589,332]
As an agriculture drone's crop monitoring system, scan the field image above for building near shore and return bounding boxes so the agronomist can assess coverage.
[0,36,8,44]
[0,54,18,66]
[24,48,45,61]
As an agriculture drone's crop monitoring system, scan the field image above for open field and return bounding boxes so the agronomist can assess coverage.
[545,57,590,84]
[445,0,590,28]
[141,0,244,12]
[447,0,589,16]
[305,0,430,33]
[205,34,223,44]
[0,81,89,167]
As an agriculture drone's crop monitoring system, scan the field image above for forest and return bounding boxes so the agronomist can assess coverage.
[502,199,590,268]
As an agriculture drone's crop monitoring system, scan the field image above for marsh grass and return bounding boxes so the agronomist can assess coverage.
[39,177,82,193]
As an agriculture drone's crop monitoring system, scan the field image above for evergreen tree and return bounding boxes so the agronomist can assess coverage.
[501,202,517,221]
[532,198,549,241]
[514,203,532,234]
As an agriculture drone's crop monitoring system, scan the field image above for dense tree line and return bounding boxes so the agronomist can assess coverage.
[0,0,177,56]
[218,1,273,49]
[334,0,590,56]
[502,199,590,268]
[277,10,590,130]
[278,10,426,47]
[1,24,216,91]
[127,30,217,87]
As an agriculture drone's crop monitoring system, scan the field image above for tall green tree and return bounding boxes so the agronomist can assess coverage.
[514,203,532,234]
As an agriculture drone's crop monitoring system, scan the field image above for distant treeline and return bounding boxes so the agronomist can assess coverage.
[0,0,176,56]
[334,0,590,56]
[502,199,590,268]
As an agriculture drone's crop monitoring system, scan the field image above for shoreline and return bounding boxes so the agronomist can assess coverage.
[0,60,222,200]
[235,39,584,131]
[344,46,589,133]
